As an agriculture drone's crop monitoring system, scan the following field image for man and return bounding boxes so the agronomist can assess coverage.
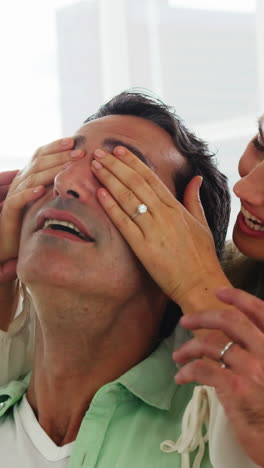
[0,91,229,467]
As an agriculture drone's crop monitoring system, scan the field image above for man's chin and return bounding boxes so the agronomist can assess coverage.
[17,252,77,289]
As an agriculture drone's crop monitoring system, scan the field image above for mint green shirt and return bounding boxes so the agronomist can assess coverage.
[0,337,212,468]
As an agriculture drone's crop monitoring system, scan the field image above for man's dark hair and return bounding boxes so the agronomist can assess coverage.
[84,90,231,338]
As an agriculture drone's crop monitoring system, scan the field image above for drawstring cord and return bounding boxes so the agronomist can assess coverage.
[160,386,214,468]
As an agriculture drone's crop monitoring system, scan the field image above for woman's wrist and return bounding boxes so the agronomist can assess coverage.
[175,269,232,316]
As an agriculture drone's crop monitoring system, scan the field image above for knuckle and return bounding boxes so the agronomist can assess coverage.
[114,211,130,228]
[128,172,142,187]
[105,200,116,213]
[200,333,214,347]
[250,359,264,383]
[33,146,42,158]
[31,158,41,172]
[253,296,264,311]
[144,170,158,186]
[219,308,237,324]
[186,359,212,382]
[191,359,206,377]
[119,189,134,204]
[231,288,242,300]
[26,174,35,186]
[106,202,130,227]
[230,378,264,427]
[228,373,248,396]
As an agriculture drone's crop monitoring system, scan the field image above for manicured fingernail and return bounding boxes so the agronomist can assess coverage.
[197,176,203,188]
[179,315,190,325]
[33,185,44,193]
[115,146,126,156]
[62,162,72,169]
[71,149,83,159]
[216,287,230,296]
[92,159,103,169]
[94,149,106,158]
[100,188,108,197]
[61,138,73,146]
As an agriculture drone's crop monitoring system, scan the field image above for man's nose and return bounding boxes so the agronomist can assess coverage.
[233,162,264,206]
[53,157,100,203]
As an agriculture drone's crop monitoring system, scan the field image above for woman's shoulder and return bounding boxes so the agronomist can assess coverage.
[222,241,247,272]
[222,241,263,295]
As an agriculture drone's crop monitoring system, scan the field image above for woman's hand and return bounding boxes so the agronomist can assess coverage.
[0,137,85,330]
[90,145,229,305]
[0,138,84,279]
[173,287,264,467]
[0,170,20,282]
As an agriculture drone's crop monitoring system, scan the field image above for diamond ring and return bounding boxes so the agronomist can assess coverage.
[131,204,148,220]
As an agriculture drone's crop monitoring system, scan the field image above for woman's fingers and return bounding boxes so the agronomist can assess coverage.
[179,307,264,357]
[14,137,83,191]
[0,171,20,203]
[216,287,264,332]
[175,356,233,386]
[175,356,258,405]
[93,148,210,229]
[175,356,264,467]
[1,185,45,261]
[0,137,82,265]
[90,145,224,303]
[173,334,261,379]
[91,158,158,232]
[173,333,233,364]
[36,147,85,170]
[174,358,263,426]
[3,185,45,217]
[0,162,64,262]
[14,163,70,192]
[0,170,20,186]
[33,137,74,157]
[0,258,18,282]
[174,288,264,468]
[18,148,85,182]
[92,148,160,209]
[0,185,11,201]
[96,188,144,242]
[94,146,177,206]
[183,176,209,226]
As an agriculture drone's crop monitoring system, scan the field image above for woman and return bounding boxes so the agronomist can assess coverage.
[171,121,264,468]
[0,114,263,467]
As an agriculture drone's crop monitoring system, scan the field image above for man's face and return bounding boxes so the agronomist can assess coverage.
[17,115,185,302]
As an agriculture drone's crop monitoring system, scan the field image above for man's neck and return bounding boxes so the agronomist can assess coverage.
[26,289,166,445]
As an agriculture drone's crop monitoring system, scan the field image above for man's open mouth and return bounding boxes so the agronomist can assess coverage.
[42,219,95,242]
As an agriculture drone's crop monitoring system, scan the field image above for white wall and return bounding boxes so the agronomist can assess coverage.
[0,0,259,241]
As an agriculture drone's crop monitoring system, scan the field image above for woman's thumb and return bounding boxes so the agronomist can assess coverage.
[183,176,208,226]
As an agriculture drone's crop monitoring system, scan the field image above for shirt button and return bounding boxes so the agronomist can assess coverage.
[0,402,6,410]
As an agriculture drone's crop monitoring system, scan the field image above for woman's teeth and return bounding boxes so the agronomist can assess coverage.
[241,206,264,231]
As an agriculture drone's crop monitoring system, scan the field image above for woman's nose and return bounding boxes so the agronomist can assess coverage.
[53,157,100,203]
[233,162,264,206]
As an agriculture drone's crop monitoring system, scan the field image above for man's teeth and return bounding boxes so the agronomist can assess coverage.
[43,219,81,235]
[241,206,264,231]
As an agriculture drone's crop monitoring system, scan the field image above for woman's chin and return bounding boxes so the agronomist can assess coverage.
[233,222,264,261]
